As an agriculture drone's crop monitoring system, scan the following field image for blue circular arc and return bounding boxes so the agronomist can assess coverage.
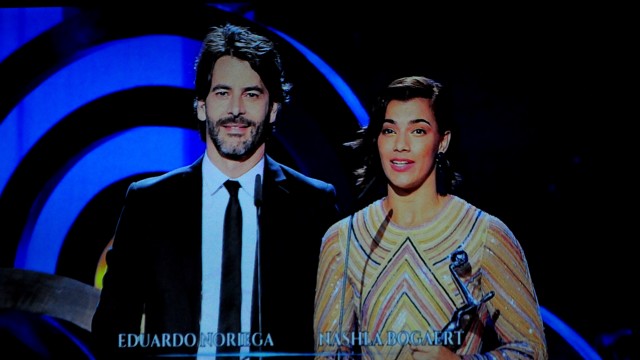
[15,126,203,271]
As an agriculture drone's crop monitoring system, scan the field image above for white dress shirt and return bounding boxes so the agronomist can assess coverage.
[199,153,262,358]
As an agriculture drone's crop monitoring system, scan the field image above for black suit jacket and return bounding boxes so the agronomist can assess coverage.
[91,154,340,358]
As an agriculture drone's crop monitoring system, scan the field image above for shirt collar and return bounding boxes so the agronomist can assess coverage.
[202,152,265,199]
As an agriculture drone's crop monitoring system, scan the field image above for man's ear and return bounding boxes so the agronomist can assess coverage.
[269,103,280,123]
[196,100,206,121]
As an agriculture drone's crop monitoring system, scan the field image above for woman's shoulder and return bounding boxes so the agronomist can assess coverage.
[322,199,384,239]
[450,196,518,243]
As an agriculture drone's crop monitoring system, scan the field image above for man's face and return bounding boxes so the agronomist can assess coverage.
[197,55,277,161]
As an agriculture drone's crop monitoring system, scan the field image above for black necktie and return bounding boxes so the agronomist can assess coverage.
[219,180,242,356]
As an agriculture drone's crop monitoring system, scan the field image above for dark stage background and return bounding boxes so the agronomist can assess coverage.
[0,3,634,359]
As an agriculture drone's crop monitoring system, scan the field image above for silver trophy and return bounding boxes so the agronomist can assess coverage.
[441,249,495,351]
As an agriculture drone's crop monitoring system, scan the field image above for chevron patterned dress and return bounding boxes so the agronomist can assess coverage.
[314,196,547,359]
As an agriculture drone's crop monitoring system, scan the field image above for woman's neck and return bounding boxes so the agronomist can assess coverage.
[384,187,451,228]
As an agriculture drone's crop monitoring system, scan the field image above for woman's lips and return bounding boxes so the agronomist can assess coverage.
[389,158,414,172]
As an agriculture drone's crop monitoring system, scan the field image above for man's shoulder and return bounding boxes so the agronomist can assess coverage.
[130,156,202,192]
[267,156,341,225]
[269,157,335,194]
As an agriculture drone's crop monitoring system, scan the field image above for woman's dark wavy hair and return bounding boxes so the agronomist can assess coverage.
[193,23,292,140]
[348,76,462,207]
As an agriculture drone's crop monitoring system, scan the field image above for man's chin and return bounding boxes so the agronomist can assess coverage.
[221,152,251,162]
[219,145,259,162]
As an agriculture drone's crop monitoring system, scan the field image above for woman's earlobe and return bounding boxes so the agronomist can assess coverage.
[440,131,452,152]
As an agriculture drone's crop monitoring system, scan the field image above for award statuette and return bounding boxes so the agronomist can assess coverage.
[441,249,495,351]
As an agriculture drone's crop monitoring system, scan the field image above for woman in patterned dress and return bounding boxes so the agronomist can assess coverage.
[313,76,547,359]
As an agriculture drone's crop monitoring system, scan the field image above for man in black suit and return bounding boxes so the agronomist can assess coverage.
[91,23,340,359]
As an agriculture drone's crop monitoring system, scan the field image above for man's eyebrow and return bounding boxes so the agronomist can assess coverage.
[243,85,265,93]
[210,84,265,93]
[211,84,230,91]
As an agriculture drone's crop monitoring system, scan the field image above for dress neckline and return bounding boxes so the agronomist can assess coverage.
[377,195,459,231]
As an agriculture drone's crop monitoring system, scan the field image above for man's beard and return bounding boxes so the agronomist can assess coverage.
[207,114,270,161]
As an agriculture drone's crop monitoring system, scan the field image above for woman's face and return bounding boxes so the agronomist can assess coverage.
[377,98,448,193]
